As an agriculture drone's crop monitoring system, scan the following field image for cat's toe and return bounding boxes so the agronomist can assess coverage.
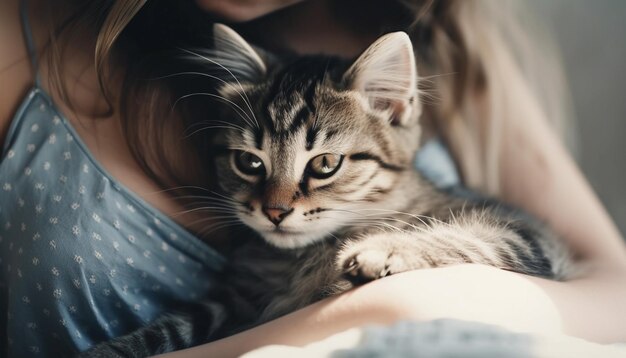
[342,249,392,283]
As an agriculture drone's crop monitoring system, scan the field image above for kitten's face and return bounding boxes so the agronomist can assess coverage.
[207,26,420,248]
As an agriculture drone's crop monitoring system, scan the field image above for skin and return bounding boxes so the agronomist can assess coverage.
[195,0,303,22]
[1,0,626,356]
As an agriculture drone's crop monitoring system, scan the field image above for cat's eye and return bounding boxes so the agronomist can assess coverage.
[234,151,265,176]
[308,153,344,179]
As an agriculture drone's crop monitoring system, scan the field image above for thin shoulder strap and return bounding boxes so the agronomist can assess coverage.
[20,0,41,87]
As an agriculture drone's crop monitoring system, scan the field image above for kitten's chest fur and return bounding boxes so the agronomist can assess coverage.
[226,236,345,324]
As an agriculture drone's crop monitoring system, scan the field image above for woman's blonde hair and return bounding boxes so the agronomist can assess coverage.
[45,0,572,195]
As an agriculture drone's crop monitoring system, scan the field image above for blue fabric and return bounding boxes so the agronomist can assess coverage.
[415,139,460,189]
[332,320,534,358]
[415,140,488,202]
[0,88,226,357]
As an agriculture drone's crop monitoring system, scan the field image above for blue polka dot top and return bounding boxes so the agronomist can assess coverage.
[0,86,227,356]
[0,86,226,357]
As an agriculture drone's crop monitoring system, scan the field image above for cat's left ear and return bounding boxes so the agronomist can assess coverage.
[212,23,267,81]
[343,32,420,126]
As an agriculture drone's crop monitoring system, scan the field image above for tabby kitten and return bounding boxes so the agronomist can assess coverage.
[208,24,571,320]
[81,24,571,357]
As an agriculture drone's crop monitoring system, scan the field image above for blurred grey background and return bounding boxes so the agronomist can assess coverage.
[529,1,626,236]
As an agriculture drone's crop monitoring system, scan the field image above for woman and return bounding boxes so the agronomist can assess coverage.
[1,0,625,357]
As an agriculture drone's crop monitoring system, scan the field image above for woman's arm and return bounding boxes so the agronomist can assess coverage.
[498,79,626,270]
[494,76,626,340]
[158,263,625,358]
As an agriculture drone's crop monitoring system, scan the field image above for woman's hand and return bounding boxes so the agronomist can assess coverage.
[195,0,303,22]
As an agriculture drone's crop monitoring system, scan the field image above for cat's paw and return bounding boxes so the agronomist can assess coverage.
[337,233,417,283]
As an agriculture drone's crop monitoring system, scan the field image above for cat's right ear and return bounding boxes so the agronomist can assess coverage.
[343,32,420,126]
[212,23,267,81]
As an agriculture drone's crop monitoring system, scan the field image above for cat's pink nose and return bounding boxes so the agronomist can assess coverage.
[262,206,293,226]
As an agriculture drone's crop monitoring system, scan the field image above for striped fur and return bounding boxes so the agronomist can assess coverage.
[81,27,572,357]
[80,301,229,357]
